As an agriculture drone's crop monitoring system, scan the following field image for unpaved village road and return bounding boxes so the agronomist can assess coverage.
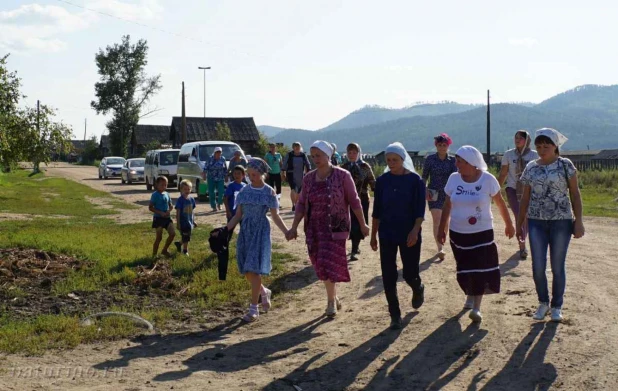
[2,162,617,391]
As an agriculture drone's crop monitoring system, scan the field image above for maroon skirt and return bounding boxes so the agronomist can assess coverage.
[449,229,500,295]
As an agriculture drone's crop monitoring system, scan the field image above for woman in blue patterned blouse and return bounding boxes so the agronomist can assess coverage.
[422,133,457,260]
[202,147,228,212]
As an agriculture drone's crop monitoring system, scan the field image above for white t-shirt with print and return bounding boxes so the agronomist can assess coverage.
[501,148,539,189]
[444,171,501,234]
[519,157,576,220]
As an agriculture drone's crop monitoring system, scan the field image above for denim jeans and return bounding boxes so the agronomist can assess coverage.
[528,219,573,308]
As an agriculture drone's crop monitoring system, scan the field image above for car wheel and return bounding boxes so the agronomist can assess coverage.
[99,173,102,179]
[127,177,132,184]
[121,176,125,184]
[146,177,152,191]
[178,177,182,192]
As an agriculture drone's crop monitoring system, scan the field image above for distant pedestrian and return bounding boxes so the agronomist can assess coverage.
[202,147,227,212]
[264,143,283,206]
[331,143,342,166]
[228,150,247,182]
[225,158,289,322]
[173,180,196,256]
[438,146,514,323]
[422,133,457,260]
[283,142,311,212]
[517,128,584,323]
[498,130,538,259]
[149,176,176,257]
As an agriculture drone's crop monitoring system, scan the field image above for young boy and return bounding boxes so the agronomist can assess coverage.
[224,166,247,222]
[174,180,197,256]
[149,176,175,257]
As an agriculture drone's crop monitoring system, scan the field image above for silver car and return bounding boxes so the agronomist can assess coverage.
[99,156,126,179]
[121,158,145,184]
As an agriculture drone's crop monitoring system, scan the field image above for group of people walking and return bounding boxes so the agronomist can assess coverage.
[189,128,586,327]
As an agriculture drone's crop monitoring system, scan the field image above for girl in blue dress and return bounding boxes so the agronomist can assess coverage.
[226,158,289,322]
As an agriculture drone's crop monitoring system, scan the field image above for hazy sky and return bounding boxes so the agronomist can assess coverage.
[2,0,617,140]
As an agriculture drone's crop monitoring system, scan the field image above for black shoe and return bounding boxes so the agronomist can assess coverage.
[174,241,182,252]
[412,283,425,309]
[390,316,403,330]
[349,253,359,261]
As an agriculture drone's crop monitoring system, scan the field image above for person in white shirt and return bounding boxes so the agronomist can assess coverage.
[438,146,515,323]
[498,130,539,259]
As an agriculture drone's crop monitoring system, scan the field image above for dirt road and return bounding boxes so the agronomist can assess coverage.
[2,163,617,391]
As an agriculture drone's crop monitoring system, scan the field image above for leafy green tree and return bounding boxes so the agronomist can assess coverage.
[214,122,232,141]
[0,54,24,171]
[142,139,162,157]
[81,136,100,165]
[91,35,161,157]
[254,132,270,157]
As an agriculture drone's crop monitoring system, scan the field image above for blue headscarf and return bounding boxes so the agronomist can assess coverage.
[247,157,271,174]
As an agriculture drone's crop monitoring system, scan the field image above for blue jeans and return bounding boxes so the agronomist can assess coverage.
[208,179,225,209]
[528,219,573,308]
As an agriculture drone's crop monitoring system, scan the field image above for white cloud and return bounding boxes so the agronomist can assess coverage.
[508,38,538,48]
[0,1,163,54]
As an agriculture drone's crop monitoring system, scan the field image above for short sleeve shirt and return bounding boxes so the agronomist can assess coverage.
[444,171,501,234]
[519,158,576,220]
[150,191,171,217]
[225,182,246,217]
[264,152,282,174]
[175,196,196,229]
[501,149,539,189]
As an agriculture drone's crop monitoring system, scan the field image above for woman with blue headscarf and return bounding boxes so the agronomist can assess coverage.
[341,143,376,260]
[370,142,426,330]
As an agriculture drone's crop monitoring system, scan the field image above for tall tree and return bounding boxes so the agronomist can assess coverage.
[0,54,24,170]
[214,122,232,141]
[91,35,161,156]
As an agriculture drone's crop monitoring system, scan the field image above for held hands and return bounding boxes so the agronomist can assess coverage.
[425,189,432,202]
[573,220,585,239]
[285,227,298,241]
[370,237,378,251]
[407,228,420,247]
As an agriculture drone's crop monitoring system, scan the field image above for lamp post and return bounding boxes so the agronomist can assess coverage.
[198,66,211,117]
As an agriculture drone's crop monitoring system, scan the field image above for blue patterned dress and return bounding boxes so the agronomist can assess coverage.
[422,153,457,209]
[235,184,279,275]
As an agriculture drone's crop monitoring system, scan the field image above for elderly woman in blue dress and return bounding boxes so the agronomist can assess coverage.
[202,146,228,212]
[438,146,514,323]
[422,133,457,260]
[226,158,290,322]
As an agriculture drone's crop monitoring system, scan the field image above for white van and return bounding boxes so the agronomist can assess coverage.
[177,141,245,192]
[144,149,180,191]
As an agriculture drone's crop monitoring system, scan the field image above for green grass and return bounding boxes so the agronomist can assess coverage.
[0,169,297,355]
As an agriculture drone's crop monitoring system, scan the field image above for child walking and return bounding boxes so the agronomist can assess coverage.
[225,158,289,322]
[149,176,176,257]
[217,166,247,280]
[174,180,196,256]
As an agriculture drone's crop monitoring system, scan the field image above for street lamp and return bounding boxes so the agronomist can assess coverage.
[198,66,211,117]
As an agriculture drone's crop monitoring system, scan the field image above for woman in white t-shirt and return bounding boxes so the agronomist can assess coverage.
[498,130,538,259]
[438,146,515,323]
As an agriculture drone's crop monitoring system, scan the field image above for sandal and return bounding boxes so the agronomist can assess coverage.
[241,311,259,323]
[261,288,272,313]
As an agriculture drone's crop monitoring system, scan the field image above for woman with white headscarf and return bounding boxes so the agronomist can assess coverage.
[517,128,584,323]
[438,146,514,323]
[370,142,426,330]
[287,141,369,317]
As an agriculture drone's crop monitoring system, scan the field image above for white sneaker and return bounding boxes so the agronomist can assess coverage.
[533,303,550,320]
[469,309,483,323]
[464,296,474,310]
[550,308,563,322]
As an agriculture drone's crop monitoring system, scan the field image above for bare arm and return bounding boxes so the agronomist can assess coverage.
[516,186,531,230]
[493,191,514,238]
[149,202,166,217]
[226,205,243,231]
[437,196,452,244]
[270,207,289,235]
[497,165,509,187]
[568,173,585,238]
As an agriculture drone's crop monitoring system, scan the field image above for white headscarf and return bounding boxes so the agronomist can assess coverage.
[535,128,568,148]
[311,140,334,158]
[384,142,416,173]
[455,145,487,171]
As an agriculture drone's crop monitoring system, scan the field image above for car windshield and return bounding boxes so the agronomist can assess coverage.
[107,158,125,165]
[198,145,243,161]
[129,160,145,168]
[159,151,179,165]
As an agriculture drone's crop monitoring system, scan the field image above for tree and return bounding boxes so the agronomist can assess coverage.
[91,35,161,157]
[0,54,24,171]
[253,132,270,157]
[214,122,231,141]
[142,139,162,157]
[81,136,100,165]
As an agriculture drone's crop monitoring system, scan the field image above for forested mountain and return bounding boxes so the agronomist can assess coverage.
[267,84,618,153]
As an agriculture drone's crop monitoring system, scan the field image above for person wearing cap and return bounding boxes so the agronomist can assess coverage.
[264,143,283,206]
[202,147,227,212]
[370,142,426,330]
[341,143,376,260]
[438,145,514,323]
[225,158,289,322]
[287,140,369,318]
[497,130,539,260]
[283,142,312,212]
[422,133,457,260]
[228,149,247,183]
[517,128,584,323]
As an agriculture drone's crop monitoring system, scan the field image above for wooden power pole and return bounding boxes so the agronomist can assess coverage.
[181,82,187,145]
[486,90,491,164]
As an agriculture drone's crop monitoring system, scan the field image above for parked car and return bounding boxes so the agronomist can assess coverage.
[144,149,180,191]
[121,158,145,184]
[177,141,246,194]
[98,156,126,179]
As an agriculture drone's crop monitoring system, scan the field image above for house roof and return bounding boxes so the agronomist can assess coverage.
[593,149,618,159]
[170,117,260,144]
[70,140,87,150]
[133,124,171,145]
[100,135,110,149]
[560,150,601,156]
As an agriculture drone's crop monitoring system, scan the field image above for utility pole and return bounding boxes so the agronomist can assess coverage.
[198,66,211,117]
[486,90,491,164]
[181,82,187,145]
[84,118,87,142]
[36,100,40,132]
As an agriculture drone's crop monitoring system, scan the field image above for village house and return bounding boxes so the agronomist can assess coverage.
[169,117,261,154]
[129,124,171,157]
